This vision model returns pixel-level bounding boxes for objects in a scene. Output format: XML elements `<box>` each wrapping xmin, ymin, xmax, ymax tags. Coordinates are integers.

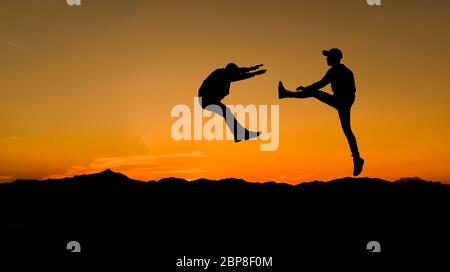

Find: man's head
<box><xmin>225</xmin><ymin>63</ymin><xmax>240</xmax><ymax>74</ymax></box>
<box><xmin>322</xmin><ymin>48</ymin><xmax>343</xmax><ymax>67</ymax></box>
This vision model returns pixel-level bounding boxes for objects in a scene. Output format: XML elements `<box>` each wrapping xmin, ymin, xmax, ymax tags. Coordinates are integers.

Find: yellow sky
<box><xmin>1</xmin><ymin>0</ymin><xmax>450</xmax><ymax>183</ymax></box>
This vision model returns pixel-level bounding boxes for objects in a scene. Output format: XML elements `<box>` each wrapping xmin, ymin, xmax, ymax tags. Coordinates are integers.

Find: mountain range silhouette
<box><xmin>0</xmin><ymin>169</ymin><xmax>449</xmax><ymax>264</ymax></box>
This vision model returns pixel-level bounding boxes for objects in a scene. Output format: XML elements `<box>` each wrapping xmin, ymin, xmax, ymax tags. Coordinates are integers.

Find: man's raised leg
<box><xmin>278</xmin><ymin>81</ymin><xmax>337</xmax><ymax>108</ymax></box>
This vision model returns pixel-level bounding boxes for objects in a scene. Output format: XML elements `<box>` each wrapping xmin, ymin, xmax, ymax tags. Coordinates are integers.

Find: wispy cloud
<box><xmin>149</xmin><ymin>169</ymin><xmax>207</xmax><ymax>174</ymax></box>
<box><xmin>3</xmin><ymin>40</ymin><xmax>27</xmax><ymax>50</ymax></box>
<box><xmin>0</xmin><ymin>176</ymin><xmax>14</xmax><ymax>182</ymax></box>
<box><xmin>0</xmin><ymin>136</ymin><xmax>25</xmax><ymax>144</ymax></box>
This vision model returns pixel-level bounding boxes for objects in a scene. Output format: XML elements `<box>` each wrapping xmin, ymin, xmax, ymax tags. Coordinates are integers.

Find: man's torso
<box><xmin>327</xmin><ymin>64</ymin><xmax>356</xmax><ymax>97</ymax></box>
<box><xmin>198</xmin><ymin>69</ymin><xmax>230</xmax><ymax>101</ymax></box>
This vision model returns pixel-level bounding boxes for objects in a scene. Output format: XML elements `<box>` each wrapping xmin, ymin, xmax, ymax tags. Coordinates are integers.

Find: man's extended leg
<box><xmin>278</xmin><ymin>81</ymin><xmax>337</xmax><ymax>108</ymax></box>
<box><xmin>202</xmin><ymin>101</ymin><xmax>260</xmax><ymax>142</ymax></box>
<box><xmin>338</xmin><ymin>107</ymin><xmax>364</xmax><ymax>176</ymax></box>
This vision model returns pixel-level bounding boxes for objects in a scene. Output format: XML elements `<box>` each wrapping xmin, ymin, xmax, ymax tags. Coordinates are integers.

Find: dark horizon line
<box><xmin>4</xmin><ymin>168</ymin><xmax>447</xmax><ymax>186</ymax></box>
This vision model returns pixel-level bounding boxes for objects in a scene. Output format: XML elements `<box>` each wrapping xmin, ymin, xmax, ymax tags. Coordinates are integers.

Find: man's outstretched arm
<box><xmin>296</xmin><ymin>72</ymin><xmax>331</xmax><ymax>91</ymax></box>
<box><xmin>231</xmin><ymin>69</ymin><xmax>267</xmax><ymax>82</ymax></box>
<box><xmin>238</xmin><ymin>64</ymin><xmax>264</xmax><ymax>73</ymax></box>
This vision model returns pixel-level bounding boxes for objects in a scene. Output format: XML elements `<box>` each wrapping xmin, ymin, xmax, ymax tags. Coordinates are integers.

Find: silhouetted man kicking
<box><xmin>199</xmin><ymin>63</ymin><xmax>267</xmax><ymax>142</ymax></box>
<box><xmin>278</xmin><ymin>48</ymin><xmax>364</xmax><ymax>176</ymax></box>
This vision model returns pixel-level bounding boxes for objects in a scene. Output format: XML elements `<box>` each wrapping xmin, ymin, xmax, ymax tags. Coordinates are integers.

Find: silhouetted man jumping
<box><xmin>199</xmin><ymin>63</ymin><xmax>267</xmax><ymax>142</ymax></box>
<box><xmin>278</xmin><ymin>48</ymin><xmax>364</xmax><ymax>176</ymax></box>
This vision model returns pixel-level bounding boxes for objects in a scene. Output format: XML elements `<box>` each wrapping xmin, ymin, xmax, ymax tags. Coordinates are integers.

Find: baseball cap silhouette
<box><xmin>322</xmin><ymin>48</ymin><xmax>343</xmax><ymax>59</ymax></box>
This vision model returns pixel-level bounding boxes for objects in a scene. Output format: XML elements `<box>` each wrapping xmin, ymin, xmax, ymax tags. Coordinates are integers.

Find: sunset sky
<box><xmin>1</xmin><ymin>0</ymin><xmax>450</xmax><ymax>183</ymax></box>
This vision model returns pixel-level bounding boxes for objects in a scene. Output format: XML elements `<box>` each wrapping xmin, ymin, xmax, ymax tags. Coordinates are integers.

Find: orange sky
<box><xmin>1</xmin><ymin>0</ymin><xmax>450</xmax><ymax>183</ymax></box>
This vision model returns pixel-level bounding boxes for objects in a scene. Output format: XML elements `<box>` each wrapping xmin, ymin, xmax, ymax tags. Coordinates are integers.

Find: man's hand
<box><xmin>253</xmin><ymin>69</ymin><xmax>267</xmax><ymax>76</ymax></box>
<box><xmin>251</xmin><ymin>64</ymin><xmax>264</xmax><ymax>70</ymax></box>
<box><xmin>296</xmin><ymin>86</ymin><xmax>306</xmax><ymax>91</ymax></box>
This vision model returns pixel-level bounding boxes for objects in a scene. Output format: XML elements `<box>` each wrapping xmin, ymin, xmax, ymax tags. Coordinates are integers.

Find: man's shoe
<box><xmin>247</xmin><ymin>130</ymin><xmax>261</xmax><ymax>140</ymax></box>
<box><xmin>278</xmin><ymin>81</ymin><xmax>290</xmax><ymax>99</ymax></box>
<box><xmin>353</xmin><ymin>157</ymin><xmax>365</xmax><ymax>176</ymax></box>
<box><xmin>234</xmin><ymin>130</ymin><xmax>261</xmax><ymax>142</ymax></box>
